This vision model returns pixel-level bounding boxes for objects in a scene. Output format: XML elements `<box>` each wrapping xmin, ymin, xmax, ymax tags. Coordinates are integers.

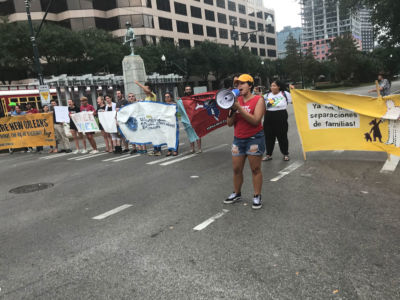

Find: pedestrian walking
<box><xmin>225</xmin><ymin>74</ymin><xmax>265</xmax><ymax>209</ymax></box>
<box><xmin>263</xmin><ymin>81</ymin><xmax>292</xmax><ymax>162</ymax></box>
<box><xmin>79</xmin><ymin>97</ymin><xmax>98</xmax><ymax>154</ymax></box>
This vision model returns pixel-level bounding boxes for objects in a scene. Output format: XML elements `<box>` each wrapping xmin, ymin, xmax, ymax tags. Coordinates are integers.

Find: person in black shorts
<box><xmin>68</xmin><ymin>99</ymin><xmax>87</xmax><ymax>154</ymax></box>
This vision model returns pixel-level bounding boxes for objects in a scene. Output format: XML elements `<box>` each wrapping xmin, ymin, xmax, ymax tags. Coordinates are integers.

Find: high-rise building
<box><xmin>360</xmin><ymin>7</ymin><xmax>374</xmax><ymax>52</ymax></box>
<box><xmin>301</xmin><ymin>0</ymin><xmax>362</xmax><ymax>60</ymax></box>
<box><xmin>277</xmin><ymin>26</ymin><xmax>302</xmax><ymax>58</ymax></box>
<box><xmin>1</xmin><ymin>0</ymin><xmax>277</xmax><ymax>58</ymax></box>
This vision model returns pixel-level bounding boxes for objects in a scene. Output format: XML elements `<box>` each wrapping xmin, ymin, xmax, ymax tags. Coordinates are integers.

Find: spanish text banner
<box><xmin>0</xmin><ymin>113</ymin><xmax>56</xmax><ymax>150</ymax></box>
<box><xmin>291</xmin><ymin>89</ymin><xmax>400</xmax><ymax>157</ymax></box>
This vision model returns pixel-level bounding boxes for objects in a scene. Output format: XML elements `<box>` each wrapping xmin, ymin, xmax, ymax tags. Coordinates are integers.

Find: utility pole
<box><xmin>231</xmin><ymin>18</ymin><xmax>237</xmax><ymax>53</ymax></box>
<box><xmin>25</xmin><ymin>0</ymin><xmax>44</xmax><ymax>85</ymax></box>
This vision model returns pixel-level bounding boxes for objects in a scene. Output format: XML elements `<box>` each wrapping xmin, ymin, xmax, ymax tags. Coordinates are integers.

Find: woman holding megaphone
<box><xmin>225</xmin><ymin>74</ymin><xmax>266</xmax><ymax>209</ymax></box>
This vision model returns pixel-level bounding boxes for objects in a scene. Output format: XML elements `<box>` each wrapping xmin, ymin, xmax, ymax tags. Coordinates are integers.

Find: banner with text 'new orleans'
<box><xmin>291</xmin><ymin>89</ymin><xmax>400</xmax><ymax>157</ymax></box>
<box><xmin>117</xmin><ymin>102</ymin><xmax>178</xmax><ymax>149</ymax></box>
<box><xmin>0</xmin><ymin>113</ymin><xmax>56</xmax><ymax>150</ymax></box>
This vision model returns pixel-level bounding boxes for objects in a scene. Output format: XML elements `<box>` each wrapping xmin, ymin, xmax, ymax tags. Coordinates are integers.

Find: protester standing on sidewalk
<box><xmin>182</xmin><ymin>85</ymin><xmax>202</xmax><ymax>153</ymax></box>
<box><xmin>263</xmin><ymin>81</ymin><xmax>292</xmax><ymax>162</ymax></box>
<box><xmin>68</xmin><ymin>99</ymin><xmax>87</xmax><ymax>154</ymax></box>
<box><xmin>164</xmin><ymin>92</ymin><xmax>179</xmax><ymax>156</ymax></box>
<box><xmin>79</xmin><ymin>97</ymin><xmax>98</xmax><ymax>154</ymax></box>
<box><xmin>96</xmin><ymin>96</ymin><xmax>112</xmax><ymax>153</ymax></box>
<box><xmin>50</xmin><ymin>100</ymin><xmax>71</xmax><ymax>153</ymax></box>
<box><xmin>369</xmin><ymin>73</ymin><xmax>391</xmax><ymax>96</ymax></box>
<box><xmin>115</xmin><ymin>90</ymin><xmax>130</xmax><ymax>153</ymax></box>
<box><xmin>105</xmin><ymin>95</ymin><xmax>120</xmax><ymax>154</ymax></box>
<box><xmin>225</xmin><ymin>74</ymin><xmax>265</xmax><ymax>209</ymax></box>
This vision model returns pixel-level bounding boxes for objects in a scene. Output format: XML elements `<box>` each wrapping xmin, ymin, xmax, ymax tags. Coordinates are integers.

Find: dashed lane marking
<box><xmin>270</xmin><ymin>161</ymin><xmax>304</xmax><ymax>182</ymax></box>
<box><xmin>160</xmin><ymin>144</ymin><xmax>228</xmax><ymax>166</ymax></box>
<box><xmin>380</xmin><ymin>154</ymin><xmax>400</xmax><ymax>173</ymax></box>
<box><xmin>193</xmin><ymin>209</ymin><xmax>229</xmax><ymax>231</ymax></box>
<box><xmin>92</xmin><ymin>204</ymin><xmax>133</xmax><ymax>220</ymax></box>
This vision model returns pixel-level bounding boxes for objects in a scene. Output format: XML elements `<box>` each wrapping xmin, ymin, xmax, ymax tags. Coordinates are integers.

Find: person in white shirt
<box><xmin>263</xmin><ymin>81</ymin><xmax>292</xmax><ymax>161</ymax></box>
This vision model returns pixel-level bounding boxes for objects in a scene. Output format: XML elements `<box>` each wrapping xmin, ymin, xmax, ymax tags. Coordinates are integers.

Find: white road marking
<box><xmin>160</xmin><ymin>144</ymin><xmax>228</xmax><ymax>166</ymax></box>
<box><xmin>73</xmin><ymin>153</ymin><xmax>108</xmax><ymax>161</ymax></box>
<box><xmin>112</xmin><ymin>154</ymin><xmax>141</xmax><ymax>162</ymax></box>
<box><xmin>92</xmin><ymin>204</ymin><xmax>133</xmax><ymax>220</ymax></box>
<box><xmin>270</xmin><ymin>161</ymin><xmax>304</xmax><ymax>182</ymax></box>
<box><xmin>67</xmin><ymin>153</ymin><xmax>97</xmax><ymax>160</ymax></box>
<box><xmin>333</xmin><ymin>150</ymin><xmax>344</xmax><ymax>154</ymax></box>
<box><xmin>193</xmin><ymin>209</ymin><xmax>229</xmax><ymax>231</ymax></box>
<box><xmin>190</xmin><ymin>175</ymin><xmax>199</xmax><ymax>178</ymax></box>
<box><xmin>102</xmin><ymin>154</ymin><xmax>130</xmax><ymax>162</ymax></box>
<box><xmin>40</xmin><ymin>153</ymin><xmax>73</xmax><ymax>160</ymax></box>
<box><xmin>380</xmin><ymin>155</ymin><xmax>400</xmax><ymax>173</ymax></box>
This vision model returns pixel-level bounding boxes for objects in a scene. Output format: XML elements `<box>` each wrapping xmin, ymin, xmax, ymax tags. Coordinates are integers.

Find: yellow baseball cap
<box><xmin>234</xmin><ymin>74</ymin><xmax>254</xmax><ymax>84</ymax></box>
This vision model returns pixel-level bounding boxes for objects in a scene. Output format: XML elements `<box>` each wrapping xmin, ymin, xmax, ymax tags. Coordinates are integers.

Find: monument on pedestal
<box><xmin>122</xmin><ymin>22</ymin><xmax>147</xmax><ymax>100</ymax></box>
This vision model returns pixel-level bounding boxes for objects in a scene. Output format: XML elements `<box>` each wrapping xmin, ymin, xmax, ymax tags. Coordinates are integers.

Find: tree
<box><xmin>283</xmin><ymin>34</ymin><xmax>301</xmax><ymax>82</ymax></box>
<box><xmin>328</xmin><ymin>33</ymin><xmax>359</xmax><ymax>81</ymax></box>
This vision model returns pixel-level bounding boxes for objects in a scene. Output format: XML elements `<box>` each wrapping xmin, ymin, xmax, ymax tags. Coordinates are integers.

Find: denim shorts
<box><xmin>232</xmin><ymin>131</ymin><xmax>265</xmax><ymax>156</ymax></box>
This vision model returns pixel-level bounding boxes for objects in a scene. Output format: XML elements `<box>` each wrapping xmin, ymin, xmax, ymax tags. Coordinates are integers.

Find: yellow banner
<box><xmin>0</xmin><ymin>113</ymin><xmax>56</xmax><ymax>150</ymax></box>
<box><xmin>291</xmin><ymin>89</ymin><xmax>400</xmax><ymax>157</ymax></box>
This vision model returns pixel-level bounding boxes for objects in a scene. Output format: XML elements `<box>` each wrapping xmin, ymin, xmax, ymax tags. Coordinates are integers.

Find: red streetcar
<box><xmin>0</xmin><ymin>86</ymin><xmax>58</xmax><ymax>117</ymax></box>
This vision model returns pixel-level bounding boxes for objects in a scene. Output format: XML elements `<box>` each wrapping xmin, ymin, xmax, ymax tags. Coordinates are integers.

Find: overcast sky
<box><xmin>264</xmin><ymin>0</ymin><xmax>302</xmax><ymax>32</ymax></box>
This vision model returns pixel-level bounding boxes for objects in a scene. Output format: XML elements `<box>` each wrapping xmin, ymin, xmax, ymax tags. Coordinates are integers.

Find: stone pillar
<box><xmin>122</xmin><ymin>55</ymin><xmax>147</xmax><ymax>100</ymax></box>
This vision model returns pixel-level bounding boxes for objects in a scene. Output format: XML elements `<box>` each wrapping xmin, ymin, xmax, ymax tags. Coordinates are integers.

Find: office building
<box><xmin>277</xmin><ymin>26</ymin><xmax>302</xmax><ymax>58</ymax></box>
<box><xmin>1</xmin><ymin>0</ymin><xmax>277</xmax><ymax>58</ymax></box>
<box><xmin>301</xmin><ymin>0</ymin><xmax>362</xmax><ymax>60</ymax></box>
<box><xmin>360</xmin><ymin>7</ymin><xmax>374</xmax><ymax>52</ymax></box>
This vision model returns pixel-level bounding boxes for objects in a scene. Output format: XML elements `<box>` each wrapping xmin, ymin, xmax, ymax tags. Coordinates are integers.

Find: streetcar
<box><xmin>0</xmin><ymin>86</ymin><xmax>58</xmax><ymax>117</ymax></box>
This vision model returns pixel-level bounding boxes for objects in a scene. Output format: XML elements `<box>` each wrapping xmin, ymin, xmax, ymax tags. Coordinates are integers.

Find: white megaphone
<box><xmin>215</xmin><ymin>89</ymin><xmax>240</xmax><ymax>109</ymax></box>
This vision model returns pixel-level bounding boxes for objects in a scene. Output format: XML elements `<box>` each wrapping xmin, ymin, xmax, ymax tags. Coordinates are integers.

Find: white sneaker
<box><xmin>80</xmin><ymin>149</ymin><xmax>88</xmax><ymax>154</ymax></box>
<box><xmin>89</xmin><ymin>149</ymin><xmax>99</xmax><ymax>154</ymax></box>
<box><xmin>72</xmin><ymin>150</ymin><xmax>79</xmax><ymax>154</ymax></box>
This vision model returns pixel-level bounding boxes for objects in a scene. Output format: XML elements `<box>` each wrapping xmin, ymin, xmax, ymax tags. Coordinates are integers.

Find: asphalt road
<box><xmin>0</xmin><ymin>84</ymin><xmax>399</xmax><ymax>299</ymax></box>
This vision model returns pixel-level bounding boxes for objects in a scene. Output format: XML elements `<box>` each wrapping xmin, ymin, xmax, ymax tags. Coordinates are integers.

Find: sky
<box><xmin>264</xmin><ymin>0</ymin><xmax>302</xmax><ymax>32</ymax></box>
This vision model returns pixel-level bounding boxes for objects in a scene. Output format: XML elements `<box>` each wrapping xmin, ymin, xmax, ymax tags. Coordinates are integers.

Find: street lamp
<box><xmin>160</xmin><ymin>54</ymin><xmax>187</xmax><ymax>81</ymax></box>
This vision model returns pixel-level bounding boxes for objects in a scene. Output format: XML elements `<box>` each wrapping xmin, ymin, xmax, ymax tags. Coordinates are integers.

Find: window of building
<box><xmin>251</xmin><ymin>48</ymin><xmax>258</xmax><ymax>55</ymax></box>
<box><xmin>267</xmin><ymin>49</ymin><xmax>277</xmax><ymax>57</ymax></box>
<box><xmin>160</xmin><ymin>37</ymin><xmax>174</xmax><ymax>44</ymax></box>
<box><xmin>177</xmin><ymin>20</ymin><xmax>189</xmax><ymax>33</ymax></box>
<box><xmin>41</xmin><ymin>0</ymin><xmax>67</xmax><ymax>13</ymax></box>
<box><xmin>267</xmin><ymin>37</ymin><xmax>275</xmax><ymax>45</ymax></box>
<box><xmin>229</xmin><ymin>16</ymin><xmax>237</xmax><ymax>25</ymax></box>
<box><xmin>239</xmin><ymin>18</ymin><xmax>247</xmax><ymax>28</ymax></box>
<box><xmin>257</xmin><ymin>23</ymin><xmax>264</xmax><ymax>31</ymax></box>
<box><xmin>174</xmin><ymin>2</ymin><xmax>187</xmax><ymax>15</ymax></box>
<box><xmin>238</xmin><ymin>4</ymin><xmax>246</xmax><ymax>14</ymax></box>
<box><xmin>240</xmin><ymin>33</ymin><xmax>248</xmax><ymax>42</ymax></box>
<box><xmin>260</xmin><ymin>48</ymin><xmax>266</xmax><ymax>56</ymax></box>
<box><xmin>249</xmin><ymin>21</ymin><xmax>256</xmax><ymax>30</ymax></box>
<box><xmin>250</xmin><ymin>34</ymin><xmax>256</xmax><ymax>43</ymax></box>
<box><xmin>227</xmin><ymin>1</ymin><xmax>236</xmax><ymax>11</ymax></box>
<box><xmin>146</xmin><ymin>0</ymin><xmax>152</xmax><ymax>8</ymax></box>
<box><xmin>194</xmin><ymin>41</ymin><xmax>202</xmax><ymax>46</ymax></box>
<box><xmin>92</xmin><ymin>0</ymin><xmax>117</xmax><ymax>10</ymax></box>
<box><xmin>217</xmin><ymin>13</ymin><xmax>227</xmax><ymax>24</ymax></box>
<box><xmin>230</xmin><ymin>30</ymin><xmax>238</xmax><ymax>40</ymax></box>
<box><xmin>179</xmin><ymin>39</ymin><xmax>191</xmax><ymax>48</ymax></box>
<box><xmin>219</xmin><ymin>28</ymin><xmax>228</xmax><ymax>39</ymax></box>
<box><xmin>192</xmin><ymin>24</ymin><xmax>204</xmax><ymax>35</ymax></box>
<box><xmin>0</xmin><ymin>0</ymin><xmax>15</xmax><ymax>15</ymax></box>
<box><xmin>267</xmin><ymin>26</ymin><xmax>275</xmax><ymax>34</ymax></box>
<box><xmin>259</xmin><ymin>36</ymin><xmax>265</xmax><ymax>44</ymax></box>
<box><xmin>256</xmin><ymin>11</ymin><xmax>263</xmax><ymax>19</ymax></box>
<box><xmin>206</xmin><ymin>26</ymin><xmax>217</xmax><ymax>37</ymax></box>
<box><xmin>191</xmin><ymin>6</ymin><xmax>202</xmax><ymax>18</ymax></box>
<box><xmin>159</xmin><ymin>17</ymin><xmax>173</xmax><ymax>31</ymax></box>
<box><xmin>205</xmin><ymin>10</ymin><xmax>215</xmax><ymax>21</ymax></box>
<box><xmin>216</xmin><ymin>0</ymin><xmax>225</xmax><ymax>8</ymax></box>
<box><xmin>204</xmin><ymin>0</ymin><xmax>213</xmax><ymax>5</ymax></box>
<box><xmin>156</xmin><ymin>0</ymin><xmax>170</xmax><ymax>11</ymax></box>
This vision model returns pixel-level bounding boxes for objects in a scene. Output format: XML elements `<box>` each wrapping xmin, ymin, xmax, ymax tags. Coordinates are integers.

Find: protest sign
<box><xmin>0</xmin><ymin>113</ymin><xmax>55</xmax><ymax>150</ymax></box>
<box><xmin>39</xmin><ymin>85</ymin><xmax>51</xmax><ymax>106</ymax></box>
<box><xmin>54</xmin><ymin>106</ymin><xmax>70</xmax><ymax>123</ymax></box>
<box><xmin>291</xmin><ymin>89</ymin><xmax>400</xmax><ymax>158</ymax></box>
<box><xmin>181</xmin><ymin>91</ymin><xmax>229</xmax><ymax>138</ymax></box>
<box><xmin>117</xmin><ymin>102</ymin><xmax>178</xmax><ymax>149</ymax></box>
<box><xmin>70</xmin><ymin>111</ymin><xmax>100</xmax><ymax>133</ymax></box>
<box><xmin>98</xmin><ymin>111</ymin><xmax>117</xmax><ymax>133</ymax></box>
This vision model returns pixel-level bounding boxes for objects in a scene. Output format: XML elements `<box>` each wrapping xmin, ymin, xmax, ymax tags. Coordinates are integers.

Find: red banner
<box><xmin>181</xmin><ymin>91</ymin><xmax>229</xmax><ymax>138</ymax></box>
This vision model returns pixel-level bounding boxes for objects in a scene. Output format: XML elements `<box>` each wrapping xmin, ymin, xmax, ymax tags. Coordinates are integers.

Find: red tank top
<box><xmin>234</xmin><ymin>95</ymin><xmax>263</xmax><ymax>138</ymax></box>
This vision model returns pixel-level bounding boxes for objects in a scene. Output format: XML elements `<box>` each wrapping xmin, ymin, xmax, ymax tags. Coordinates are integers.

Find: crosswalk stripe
<box><xmin>112</xmin><ymin>154</ymin><xmax>141</xmax><ymax>162</ymax></box>
<box><xmin>146</xmin><ymin>151</ymin><xmax>190</xmax><ymax>165</ymax></box>
<box><xmin>380</xmin><ymin>154</ymin><xmax>400</xmax><ymax>173</ymax></box>
<box><xmin>73</xmin><ymin>153</ymin><xmax>109</xmax><ymax>161</ymax></box>
<box><xmin>68</xmin><ymin>153</ymin><xmax>96</xmax><ymax>160</ymax></box>
<box><xmin>160</xmin><ymin>144</ymin><xmax>228</xmax><ymax>166</ymax></box>
<box><xmin>40</xmin><ymin>153</ymin><xmax>73</xmax><ymax>160</ymax></box>
<box><xmin>102</xmin><ymin>154</ymin><xmax>130</xmax><ymax>162</ymax></box>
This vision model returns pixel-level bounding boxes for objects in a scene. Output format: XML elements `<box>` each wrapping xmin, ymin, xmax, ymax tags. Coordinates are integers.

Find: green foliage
<box><xmin>283</xmin><ymin>34</ymin><xmax>301</xmax><ymax>81</ymax></box>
